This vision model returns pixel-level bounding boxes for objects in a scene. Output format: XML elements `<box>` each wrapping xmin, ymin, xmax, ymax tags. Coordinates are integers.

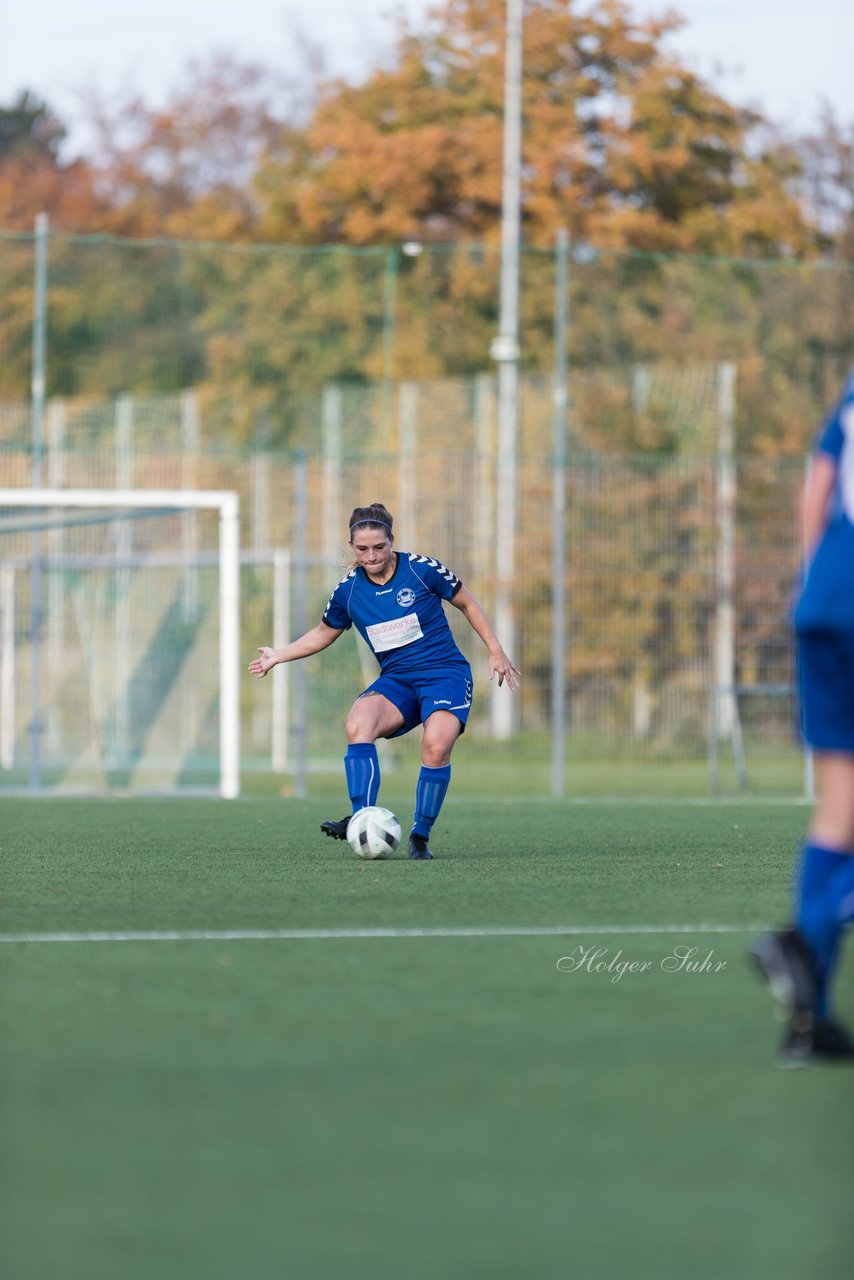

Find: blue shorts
<box><xmin>797</xmin><ymin>630</ymin><xmax>854</xmax><ymax>752</ymax></box>
<box><xmin>361</xmin><ymin>664</ymin><xmax>473</xmax><ymax>738</ymax></box>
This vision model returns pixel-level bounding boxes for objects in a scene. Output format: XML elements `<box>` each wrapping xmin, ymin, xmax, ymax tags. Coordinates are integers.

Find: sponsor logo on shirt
<box><xmin>365</xmin><ymin>612</ymin><xmax>424</xmax><ymax>653</ymax></box>
<box><xmin>397</xmin><ymin>587</ymin><xmax>416</xmax><ymax>608</ymax></box>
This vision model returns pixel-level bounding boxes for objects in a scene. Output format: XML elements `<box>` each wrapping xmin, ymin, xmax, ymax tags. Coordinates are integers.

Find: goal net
<box><xmin>0</xmin><ymin>488</ymin><xmax>239</xmax><ymax>797</ymax></box>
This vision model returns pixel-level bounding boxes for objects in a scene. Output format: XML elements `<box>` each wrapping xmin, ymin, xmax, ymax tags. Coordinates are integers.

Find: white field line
<box><xmin>0</xmin><ymin>923</ymin><xmax>765</xmax><ymax>944</ymax></box>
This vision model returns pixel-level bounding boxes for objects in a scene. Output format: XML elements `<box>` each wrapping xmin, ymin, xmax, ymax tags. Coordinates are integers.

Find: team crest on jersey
<box><xmin>397</xmin><ymin>587</ymin><xmax>416</xmax><ymax>608</ymax></box>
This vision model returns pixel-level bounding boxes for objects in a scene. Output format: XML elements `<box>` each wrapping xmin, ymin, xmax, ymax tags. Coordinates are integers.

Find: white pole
<box><xmin>46</xmin><ymin>398</ymin><xmax>66</xmax><ymax>753</ymax></box>
<box><xmin>251</xmin><ymin>442</ymin><xmax>270</xmax><ymax>556</ymax></box>
<box><xmin>490</xmin><ymin>0</ymin><xmax>523</xmax><ymax>740</ymax></box>
<box><xmin>714</xmin><ymin>361</ymin><xmax>736</xmax><ymax>740</ymax></box>
<box><xmin>474</xmin><ymin>374</ymin><xmax>495</xmax><ymax>586</ymax></box>
<box><xmin>292</xmin><ymin>456</ymin><xmax>309</xmax><ymax>799</ymax></box>
<box><xmin>272</xmin><ymin>548</ymin><xmax>290</xmax><ymax>774</ymax></box>
<box><xmin>322</xmin><ymin>385</ymin><xmax>342</xmax><ymax>563</ymax></box>
<box><xmin>219</xmin><ymin>492</ymin><xmax>241</xmax><ymax>798</ymax></box>
<box><xmin>31</xmin><ymin>215</ymin><xmax>49</xmax><ymax>483</ymax></box>
<box><xmin>29</xmin><ymin>212</ymin><xmax>49</xmax><ymax>790</ymax></box>
<box><xmin>551</xmin><ymin>228</ymin><xmax>569</xmax><ymax>798</ymax></box>
<box><xmin>115</xmin><ymin>394</ymin><xmax>133</xmax><ymax>757</ymax></box>
<box><xmin>714</xmin><ymin>361</ymin><xmax>748</xmax><ymax>788</ymax></box>
<box><xmin>804</xmin><ymin>747</ymin><xmax>815</xmax><ymax>802</ymax></box>
<box><xmin>398</xmin><ymin>382</ymin><xmax>418</xmax><ymax>546</ymax></box>
<box><xmin>0</xmin><ymin>564</ymin><xmax>15</xmax><ymax>770</ymax></box>
<box><xmin>181</xmin><ymin>388</ymin><xmax>200</xmax><ymax>621</ymax></box>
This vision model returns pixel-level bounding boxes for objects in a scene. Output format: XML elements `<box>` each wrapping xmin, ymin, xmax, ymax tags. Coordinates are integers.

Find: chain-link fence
<box><xmin>0</xmin><ymin>377</ymin><xmax>808</xmax><ymax>798</ymax></box>
<box><xmin>2</xmin><ymin>229</ymin><xmax>850</xmax><ymax>795</ymax></box>
<box><xmin>1</xmin><ymin>228</ymin><xmax>852</xmax><ymax>446</ymax></box>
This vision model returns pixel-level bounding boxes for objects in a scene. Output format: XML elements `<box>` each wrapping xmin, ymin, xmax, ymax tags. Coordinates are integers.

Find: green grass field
<box><xmin>2</xmin><ymin>795</ymin><xmax>852</xmax><ymax>1280</ymax></box>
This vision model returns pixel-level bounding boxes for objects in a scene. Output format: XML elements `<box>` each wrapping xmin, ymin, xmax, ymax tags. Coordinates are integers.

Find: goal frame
<box><xmin>0</xmin><ymin>487</ymin><xmax>240</xmax><ymax>799</ymax></box>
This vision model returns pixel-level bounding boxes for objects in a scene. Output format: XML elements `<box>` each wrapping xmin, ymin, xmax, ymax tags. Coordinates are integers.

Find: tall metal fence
<box><xmin>0</xmin><ymin>377</ymin><xmax>807</xmax><ymax>798</ymax></box>
<box><xmin>1</xmin><ymin>229</ymin><xmax>852</xmax><ymax>796</ymax></box>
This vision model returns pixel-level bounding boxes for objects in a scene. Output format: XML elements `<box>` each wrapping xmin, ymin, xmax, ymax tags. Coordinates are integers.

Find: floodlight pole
<box><xmin>490</xmin><ymin>0</ymin><xmax>523</xmax><ymax>740</ymax></box>
<box><xmin>29</xmin><ymin>212</ymin><xmax>49</xmax><ymax>790</ymax></box>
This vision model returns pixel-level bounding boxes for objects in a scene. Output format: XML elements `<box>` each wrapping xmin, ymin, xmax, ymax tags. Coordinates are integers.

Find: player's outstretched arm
<box><xmin>450</xmin><ymin>585</ymin><xmax>521</xmax><ymax>691</ymax></box>
<box><xmin>248</xmin><ymin>622</ymin><xmax>343</xmax><ymax>677</ymax></box>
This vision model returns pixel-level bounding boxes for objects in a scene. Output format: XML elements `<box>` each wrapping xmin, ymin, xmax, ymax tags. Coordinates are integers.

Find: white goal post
<box><xmin>0</xmin><ymin>488</ymin><xmax>240</xmax><ymax>798</ymax></box>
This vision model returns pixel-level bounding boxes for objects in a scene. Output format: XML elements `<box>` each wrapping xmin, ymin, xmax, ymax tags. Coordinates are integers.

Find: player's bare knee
<box><xmin>421</xmin><ymin>733</ymin><xmax>455</xmax><ymax>768</ymax></box>
<box><xmin>346</xmin><ymin>716</ymin><xmax>371</xmax><ymax>743</ymax></box>
<box><xmin>346</xmin><ymin>708</ymin><xmax>374</xmax><ymax>741</ymax></box>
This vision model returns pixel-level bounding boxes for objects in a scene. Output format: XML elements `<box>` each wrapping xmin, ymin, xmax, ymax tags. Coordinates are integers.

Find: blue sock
<box><xmin>412</xmin><ymin>764</ymin><xmax>451</xmax><ymax>838</ymax></box>
<box><xmin>344</xmin><ymin>743</ymin><xmax>380</xmax><ymax>812</ymax></box>
<box><xmin>794</xmin><ymin>842</ymin><xmax>853</xmax><ymax>1020</ymax></box>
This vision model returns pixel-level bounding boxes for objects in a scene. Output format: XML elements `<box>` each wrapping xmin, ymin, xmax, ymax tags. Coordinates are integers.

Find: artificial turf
<box><xmin>2</xmin><ymin>796</ymin><xmax>852</xmax><ymax>1280</ymax></box>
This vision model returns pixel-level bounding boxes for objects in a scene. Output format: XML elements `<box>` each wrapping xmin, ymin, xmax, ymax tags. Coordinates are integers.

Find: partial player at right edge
<box><xmin>749</xmin><ymin>367</ymin><xmax>854</xmax><ymax>1066</ymax></box>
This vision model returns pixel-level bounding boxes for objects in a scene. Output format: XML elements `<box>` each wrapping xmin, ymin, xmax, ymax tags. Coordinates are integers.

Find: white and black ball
<box><xmin>346</xmin><ymin>807</ymin><xmax>402</xmax><ymax>859</ymax></box>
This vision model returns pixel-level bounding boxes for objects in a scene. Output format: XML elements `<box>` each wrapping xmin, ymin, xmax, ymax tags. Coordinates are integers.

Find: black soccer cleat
<box><xmin>408</xmin><ymin>833</ymin><xmax>433</xmax><ymax>860</ymax></box>
<box><xmin>748</xmin><ymin>926</ymin><xmax>818</xmax><ymax>1031</ymax></box>
<box><xmin>778</xmin><ymin>1019</ymin><xmax>854</xmax><ymax>1068</ymax></box>
<box><xmin>320</xmin><ymin>816</ymin><xmax>351</xmax><ymax>841</ymax></box>
<box><xmin>812</xmin><ymin>1019</ymin><xmax>854</xmax><ymax>1060</ymax></box>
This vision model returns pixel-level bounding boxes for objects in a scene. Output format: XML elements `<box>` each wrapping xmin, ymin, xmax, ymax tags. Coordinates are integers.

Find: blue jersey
<box><xmin>794</xmin><ymin>368</ymin><xmax>854</xmax><ymax>633</ymax></box>
<box><xmin>322</xmin><ymin>552</ymin><xmax>467</xmax><ymax>675</ymax></box>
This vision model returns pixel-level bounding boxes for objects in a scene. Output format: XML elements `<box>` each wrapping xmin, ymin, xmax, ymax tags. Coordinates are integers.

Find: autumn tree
<box><xmin>789</xmin><ymin>107</ymin><xmax>854</xmax><ymax>261</ymax></box>
<box><xmin>254</xmin><ymin>0</ymin><xmax>815</xmax><ymax>256</ymax></box>
<box><xmin>85</xmin><ymin>55</ymin><xmax>302</xmax><ymax>239</ymax></box>
<box><xmin>0</xmin><ymin>90</ymin><xmax>106</xmax><ymax>230</ymax></box>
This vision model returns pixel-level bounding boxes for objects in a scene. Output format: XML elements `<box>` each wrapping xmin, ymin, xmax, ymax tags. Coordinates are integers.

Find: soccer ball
<box><xmin>347</xmin><ymin>806</ymin><xmax>402</xmax><ymax>859</ymax></box>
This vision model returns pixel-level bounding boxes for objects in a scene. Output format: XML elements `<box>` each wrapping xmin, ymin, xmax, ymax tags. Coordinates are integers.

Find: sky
<box><xmin>1</xmin><ymin>0</ymin><xmax>851</xmax><ymax>156</ymax></box>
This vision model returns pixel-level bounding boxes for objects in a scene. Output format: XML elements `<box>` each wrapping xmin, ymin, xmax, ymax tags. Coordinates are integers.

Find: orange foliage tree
<box><xmin>254</xmin><ymin>0</ymin><xmax>815</xmax><ymax>256</ymax></box>
<box><xmin>0</xmin><ymin>90</ymin><xmax>107</xmax><ymax>231</ymax></box>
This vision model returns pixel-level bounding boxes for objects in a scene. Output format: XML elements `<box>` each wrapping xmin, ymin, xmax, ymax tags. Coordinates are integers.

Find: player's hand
<box><xmin>489</xmin><ymin>649</ymin><xmax>521</xmax><ymax>691</ymax></box>
<box><xmin>248</xmin><ymin>646</ymin><xmax>277</xmax><ymax>678</ymax></box>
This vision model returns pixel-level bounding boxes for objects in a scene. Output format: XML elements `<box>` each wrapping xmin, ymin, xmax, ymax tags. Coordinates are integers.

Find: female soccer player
<box><xmin>249</xmin><ymin>502</ymin><xmax>520</xmax><ymax>858</ymax></box>
<box><xmin>750</xmin><ymin>369</ymin><xmax>854</xmax><ymax>1065</ymax></box>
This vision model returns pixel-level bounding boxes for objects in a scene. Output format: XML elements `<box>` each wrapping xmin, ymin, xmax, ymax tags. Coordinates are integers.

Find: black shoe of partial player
<box><xmin>778</xmin><ymin>1019</ymin><xmax>854</xmax><ymax>1068</ymax></box>
<box><xmin>408</xmin><ymin>833</ymin><xmax>433</xmax><ymax>860</ymax></box>
<box><xmin>321</xmin><ymin>816</ymin><xmax>351</xmax><ymax>841</ymax></box>
<box><xmin>748</xmin><ymin>927</ymin><xmax>818</xmax><ymax>1029</ymax></box>
<box><xmin>813</xmin><ymin>1019</ymin><xmax>854</xmax><ymax>1060</ymax></box>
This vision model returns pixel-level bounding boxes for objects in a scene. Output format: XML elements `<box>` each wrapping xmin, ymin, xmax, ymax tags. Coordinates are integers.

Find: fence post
<box><xmin>398</xmin><ymin>381</ymin><xmax>418</xmax><ymax>546</ymax></box>
<box><xmin>114</xmin><ymin>393</ymin><xmax>134</xmax><ymax>758</ymax></box>
<box><xmin>1</xmin><ymin>564</ymin><xmax>15</xmax><ymax>770</ymax></box>
<box><xmin>46</xmin><ymin>398</ymin><xmax>66</xmax><ymax>753</ymax></box>
<box><xmin>28</xmin><ymin>212</ymin><xmax>49</xmax><ymax>790</ymax></box>
<box><xmin>292</xmin><ymin>453</ymin><xmax>309</xmax><ymax>798</ymax></box>
<box><xmin>272</xmin><ymin>549</ymin><xmax>291</xmax><ymax>774</ymax></box>
<box><xmin>322</xmin><ymin>384</ymin><xmax>342</xmax><ymax>563</ymax></box>
<box><xmin>712</xmin><ymin>360</ymin><xmax>748</xmax><ymax>789</ymax></box>
<box><xmin>551</xmin><ymin>228</ymin><xmax>569</xmax><ymax>799</ymax></box>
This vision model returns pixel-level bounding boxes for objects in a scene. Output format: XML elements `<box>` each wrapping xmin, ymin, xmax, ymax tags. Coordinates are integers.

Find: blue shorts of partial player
<box><xmin>361</xmin><ymin>663</ymin><xmax>473</xmax><ymax>738</ymax></box>
<box><xmin>797</xmin><ymin>630</ymin><xmax>854</xmax><ymax>753</ymax></box>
